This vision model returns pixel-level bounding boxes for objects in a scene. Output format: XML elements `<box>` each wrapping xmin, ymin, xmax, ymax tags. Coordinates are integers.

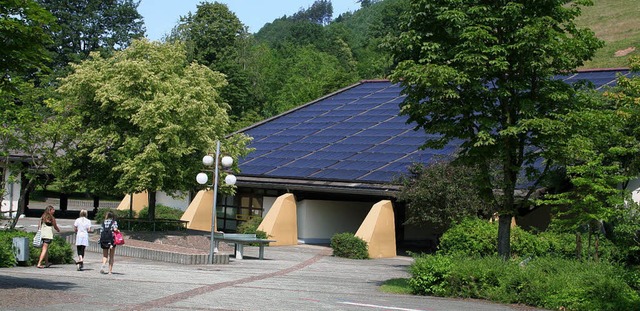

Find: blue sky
<box><xmin>138</xmin><ymin>0</ymin><xmax>362</xmax><ymax>41</ymax></box>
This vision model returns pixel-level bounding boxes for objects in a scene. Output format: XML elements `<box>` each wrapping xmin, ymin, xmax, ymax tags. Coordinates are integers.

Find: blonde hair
<box><xmin>41</xmin><ymin>205</ymin><xmax>55</xmax><ymax>222</ymax></box>
<box><xmin>79</xmin><ymin>209</ymin><xmax>88</xmax><ymax>218</ymax></box>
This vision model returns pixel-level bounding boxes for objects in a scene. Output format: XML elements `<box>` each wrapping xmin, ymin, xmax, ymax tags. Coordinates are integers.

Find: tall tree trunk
<box><xmin>576</xmin><ymin>232</ymin><xmax>582</xmax><ymax>260</ymax></box>
<box><xmin>60</xmin><ymin>193</ymin><xmax>68</xmax><ymax>213</ymax></box>
<box><xmin>9</xmin><ymin>177</ymin><xmax>35</xmax><ymax>229</ymax></box>
<box><xmin>497</xmin><ymin>214</ymin><xmax>512</xmax><ymax>260</ymax></box>
<box><xmin>594</xmin><ymin>234</ymin><xmax>600</xmax><ymax>262</ymax></box>
<box><xmin>147</xmin><ymin>190</ymin><xmax>156</xmax><ymax>220</ymax></box>
<box><xmin>92</xmin><ymin>195</ymin><xmax>99</xmax><ymax>216</ymax></box>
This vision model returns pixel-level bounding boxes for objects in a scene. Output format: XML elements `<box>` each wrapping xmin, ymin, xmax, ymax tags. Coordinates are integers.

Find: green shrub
<box><xmin>0</xmin><ymin>230</ymin><xmax>33</xmax><ymax>267</ymax></box>
<box><xmin>409</xmin><ymin>254</ymin><xmax>453</xmax><ymax>296</ymax></box>
<box><xmin>437</xmin><ymin>218</ymin><xmax>497</xmax><ymax>257</ymax></box>
<box><xmin>237</xmin><ymin>216</ymin><xmax>267</xmax><ymax>239</ymax></box>
<box><xmin>138</xmin><ymin>204</ymin><xmax>183</xmax><ymax>220</ymax></box>
<box><xmin>94</xmin><ymin>208</ymin><xmax>131</xmax><ymax>224</ymax></box>
<box><xmin>409</xmin><ymin>255</ymin><xmax>640</xmax><ymax>311</ymax></box>
<box><xmin>29</xmin><ymin>235</ymin><xmax>74</xmax><ymax>265</ymax></box>
<box><xmin>0</xmin><ymin>230</ymin><xmax>73</xmax><ymax>267</ymax></box>
<box><xmin>438</xmin><ymin>218</ymin><xmax>620</xmax><ymax>261</ymax></box>
<box><xmin>330</xmin><ymin>232</ymin><xmax>369</xmax><ymax>259</ymax></box>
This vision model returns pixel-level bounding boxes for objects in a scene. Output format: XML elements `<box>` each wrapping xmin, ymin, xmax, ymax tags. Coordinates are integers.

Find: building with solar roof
<box><xmin>209</xmin><ymin>68</ymin><xmax>637</xmax><ymax>248</ymax></box>
<box><xmin>3</xmin><ymin>68</ymin><xmax>637</xmax><ymax>253</ymax></box>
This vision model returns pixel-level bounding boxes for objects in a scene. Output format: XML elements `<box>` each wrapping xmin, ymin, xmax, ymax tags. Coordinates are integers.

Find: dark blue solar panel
<box><xmin>331</xmin><ymin>160</ymin><xmax>386</xmax><ymax>171</ymax></box>
<box><xmin>240</xmin><ymin>165</ymin><xmax>277</xmax><ymax>176</ymax></box>
<box><xmin>297</xmin><ymin>136</ymin><xmax>341</xmax><ymax>144</ymax></box>
<box><xmin>307</xmin><ymin>115</ymin><xmax>349</xmax><ymax>123</ymax></box>
<box><xmin>286</xmin><ymin>158</ymin><xmax>337</xmax><ymax>169</ymax></box>
<box><xmin>356</xmin><ymin>171</ymin><xmax>398</xmax><ymax>182</ymax></box>
<box><xmin>260</xmin><ymin>150</ymin><xmax>307</xmax><ymax>159</ymax></box>
<box><xmin>248</xmin><ymin>141</ymin><xmax>287</xmax><ymax>150</ymax></box>
<box><xmin>368</xmin><ymin>144</ymin><xmax>419</xmax><ymax>153</ymax></box>
<box><xmin>280</xmin><ymin>143</ymin><xmax>327</xmax><ymax>152</ymax></box>
<box><xmin>355</xmin><ymin>128</ymin><xmax>405</xmax><ymax>137</ymax></box>
<box><xmin>239</xmin><ymin>70</ymin><xmax>633</xmax><ymax>184</ymax></box>
<box><xmin>323</xmin><ymin>143</ymin><xmax>371</xmax><ymax>153</ymax></box>
<box><xmin>290</xmin><ymin>122</ymin><xmax>323</xmax><ymax>130</ymax></box>
<box><xmin>269</xmin><ymin>167</ymin><xmax>321</xmax><ymax>178</ymax></box>
<box><xmin>264</xmin><ymin>135</ymin><xmax>299</xmax><ymax>143</ymax></box>
<box><xmin>280</xmin><ymin>128</ymin><xmax>317</xmax><ymax>136</ymax></box>
<box><xmin>315</xmin><ymin>129</ymin><xmax>360</xmax><ymax>137</ymax></box>
<box><xmin>328</xmin><ymin>122</ymin><xmax>371</xmax><ymax>130</ymax></box>
<box><xmin>243</xmin><ymin>157</ymin><xmax>291</xmax><ymax>167</ymax></box>
<box><xmin>304</xmin><ymin>151</ymin><xmax>356</xmax><ymax>160</ymax></box>
<box><xmin>340</xmin><ymin>135</ymin><xmax>387</xmax><ymax>145</ymax></box>
<box><xmin>311</xmin><ymin>169</ymin><xmax>369</xmax><ymax>180</ymax></box>
<box><xmin>348</xmin><ymin>152</ymin><xmax>402</xmax><ymax>162</ymax></box>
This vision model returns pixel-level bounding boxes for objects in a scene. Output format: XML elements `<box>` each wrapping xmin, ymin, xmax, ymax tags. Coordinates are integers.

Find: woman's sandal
<box><xmin>37</xmin><ymin>265</ymin><xmax>44</xmax><ymax>269</ymax></box>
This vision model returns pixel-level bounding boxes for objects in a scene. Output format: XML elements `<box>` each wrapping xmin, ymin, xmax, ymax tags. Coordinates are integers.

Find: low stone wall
<box><xmin>45</xmin><ymin>198</ymin><xmax>119</xmax><ymax>209</ymax></box>
<box><xmin>64</xmin><ymin>233</ymin><xmax>229</xmax><ymax>265</ymax></box>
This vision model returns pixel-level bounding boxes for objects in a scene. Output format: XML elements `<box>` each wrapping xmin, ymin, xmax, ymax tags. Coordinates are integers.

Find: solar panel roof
<box><xmin>237</xmin><ymin>69</ymin><xmax>633</xmax><ymax>186</ymax></box>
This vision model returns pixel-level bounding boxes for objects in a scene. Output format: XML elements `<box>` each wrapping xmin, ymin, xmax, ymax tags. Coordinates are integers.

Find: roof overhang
<box><xmin>236</xmin><ymin>176</ymin><xmax>401</xmax><ymax>197</ymax></box>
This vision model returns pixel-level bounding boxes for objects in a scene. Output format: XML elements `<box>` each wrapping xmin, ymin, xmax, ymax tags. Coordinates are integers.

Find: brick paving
<box><xmin>2</xmin><ymin>217</ymin><xmax>547</xmax><ymax>311</ymax></box>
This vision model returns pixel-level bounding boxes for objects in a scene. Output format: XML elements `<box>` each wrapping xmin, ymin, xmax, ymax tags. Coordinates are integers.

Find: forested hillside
<box><xmin>198</xmin><ymin>0</ymin><xmax>639</xmax><ymax>126</ymax></box>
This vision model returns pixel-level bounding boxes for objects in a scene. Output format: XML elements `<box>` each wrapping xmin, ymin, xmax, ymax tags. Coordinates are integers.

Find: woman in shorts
<box><xmin>37</xmin><ymin>205</ymin><xmax>61</xmax><ymax>268</ymax></box>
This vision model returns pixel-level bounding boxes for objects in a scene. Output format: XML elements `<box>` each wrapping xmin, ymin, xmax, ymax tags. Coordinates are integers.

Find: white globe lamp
<box><xmin>196</xmin><ymin>172</ymin><xmax>208</xmax><ymax>185</ymax></box>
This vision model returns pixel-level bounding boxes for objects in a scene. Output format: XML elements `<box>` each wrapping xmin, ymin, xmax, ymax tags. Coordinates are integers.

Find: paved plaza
<box><xmin>0</xmin><ymin>217</ymin><xmax>544</xmax><ymax>311</ymax></box>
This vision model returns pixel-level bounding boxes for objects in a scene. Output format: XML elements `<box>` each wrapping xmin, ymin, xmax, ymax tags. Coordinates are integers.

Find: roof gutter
<box><xmin>236</xmin><ymin>176</ymin><xmax>401</xmax><ymax>197</ymax></box>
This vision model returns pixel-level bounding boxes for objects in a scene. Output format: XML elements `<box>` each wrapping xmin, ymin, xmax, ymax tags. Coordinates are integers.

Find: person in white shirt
<box><xmin>73</xmin><ymin>209</ymin><xmax>92</xmax><ymax>271</ymax></box>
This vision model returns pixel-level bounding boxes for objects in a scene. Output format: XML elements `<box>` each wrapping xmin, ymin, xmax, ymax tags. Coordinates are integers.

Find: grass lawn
<box><xmin>576</xmin><ymin>0</ymin><xmax>640</xmax><ymax>69</ymax></box>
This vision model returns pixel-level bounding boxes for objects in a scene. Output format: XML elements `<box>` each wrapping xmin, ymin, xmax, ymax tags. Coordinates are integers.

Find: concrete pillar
<box><xmin>355</xmin><ymin>200</ymin><xmax>396</xmax><ymax>258</ymax></box>
<box><xmin>180</xmin><ymin>190</ymin><xmax>215</xmax><ymax>232</ymax></box>
<box><xmin>257</xmin><ymin>193</ymin><xmax>297</xmax><ymax>246</ymax></box>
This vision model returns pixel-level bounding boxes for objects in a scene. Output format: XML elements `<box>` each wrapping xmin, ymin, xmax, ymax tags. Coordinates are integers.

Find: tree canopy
<box><xmin>36</xmin><ymin>0</ymin><xmax>145</xmax><ymax>72</ymax></box>
<box><xmin>389</xmin><ymin>0</ymin><xmax>603</xmax><ymax>258</ymax></box>
<box><xmin>0</xmin><ymin>0</ymin><xmax>55</xmax><ymax>85</ymax></box>
<box><xmin>48</xmin><ymin>39</ymin><xmax>249</xmax><ymax>201</ymax></box>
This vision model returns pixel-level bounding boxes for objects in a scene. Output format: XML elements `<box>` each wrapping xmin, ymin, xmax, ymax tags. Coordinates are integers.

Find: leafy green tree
<box><xmin>170</xmin><ymin>2</ymin><xmax>259</xmax><ymax>129</ymax></box>
<box><xmin>48</xmin><ymin>39</ymin><xmax>251</xmax><ymax>219</ymax></box>
<box><xmin>0</xmin><ymin>0</ymin><xmax>55</xmax><ymax>84</ymax></box>
<box><xmin>291</xmin><ymin>0</ymin><xmax>333</xmax><ymax>26</ymax></box>
<box><xmin>1</xmin><ymin>0</ymin><xmax>57</xmax><ymax>228</ymax></box>
<box><xmin>397</xmin><ymin>161</ymin><xmax>492</xmax><ymax>232</ymax></box>
<box><xmin>529</xmin><ymin>85</ymin><xmax>636</xmax><ymax>259</ymax></box>
<box><xmin>389</xmin><ymin>0</ymin><xmax>603</xmax><ymax>258</ymax></box>
<box><xmin>263</xmin><ymin>45</ymin><xmax>357</xmax><ymax>116</ymax></box>
<box><xmin>330</xmin><ymin>0</ymin><xmax>408</xmax><ymax>79</ymax></box>
<box><xmin>35</xmin><ymin>0</ymin><xmax>145</xmax><ymax>72</ymax></box>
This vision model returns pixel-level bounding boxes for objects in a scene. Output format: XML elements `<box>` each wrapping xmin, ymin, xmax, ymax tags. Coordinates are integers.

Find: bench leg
<box><xmin>259</xmin><ymin>245</ymin><xmax>265</xmax><ymax>260</ymax></box>
<box><xmin>236</xmin><ymin>244</ymin><xmax>243</xmax><ymax>260</ymax></box>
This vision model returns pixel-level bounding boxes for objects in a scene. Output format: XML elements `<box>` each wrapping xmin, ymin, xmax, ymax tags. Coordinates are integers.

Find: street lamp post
<box><xmin>196</xmin><ymin>140</ymin><xmax>236</xmax><ymax>264</ymax></box>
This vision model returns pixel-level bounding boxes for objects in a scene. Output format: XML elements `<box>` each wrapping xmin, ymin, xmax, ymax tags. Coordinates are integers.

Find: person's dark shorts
<box><xmin>42</xmin><ymin>238</ymin><xmax>53</xmax><ymax>244</ymax></box>
<box><xmin>100</xmin><ymin>242</ymin><xmax>115</xmax><ymax>250</ymax></box>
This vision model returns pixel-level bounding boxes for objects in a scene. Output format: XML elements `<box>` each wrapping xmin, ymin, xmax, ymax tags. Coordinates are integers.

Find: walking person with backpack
<box><xmin>99</xmin><ymin>211</ymin><xmax>120</xmax><ymax>274</ymax></box>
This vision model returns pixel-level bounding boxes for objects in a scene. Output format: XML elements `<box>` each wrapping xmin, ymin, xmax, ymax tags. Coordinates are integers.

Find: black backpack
<box><xmin>100</xmin><ymin>221</ymin><xmax>115</xmax><ymax>247</ymax></box>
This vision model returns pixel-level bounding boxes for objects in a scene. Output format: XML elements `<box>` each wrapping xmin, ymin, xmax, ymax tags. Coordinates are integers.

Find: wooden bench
<box><xmin>213</xmin><ymin>233</ymin><xmax>276</xmax><ymax>260</ymax></box>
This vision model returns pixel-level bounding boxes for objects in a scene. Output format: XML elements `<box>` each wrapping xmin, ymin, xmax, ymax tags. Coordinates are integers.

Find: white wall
<box><xmin>627</xmin><ymin>179</ymin><xmax>640</xmax><ymax>203</ymax></box>
<box><xmin>156</xmin><ymin>192</ymin><xmax>190</xmax><ymax>211</ymax></box>
<box><xmin>297</xmin><ymin>199</ymin><xmax>373</xmax><ymax>244</ymax></box>
<box><xmin>1</xmin><ymin>167</ymin><xmax>20</xmax><ymax>218</ymax></box>
<box><xmin>262</xmin><ymin>196</ymin><xmax>277</xmax><ymax>216</ymax></box>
